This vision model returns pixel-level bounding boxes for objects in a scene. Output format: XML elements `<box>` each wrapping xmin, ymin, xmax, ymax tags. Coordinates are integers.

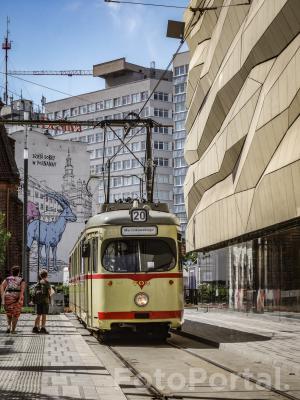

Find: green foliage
<box><xmin>55</xmin><ymin>283</ymin><xmax>69</xmax><ymax>296</ymax></box>
<box><xmin>182</xmin><ymin>252</ymin><xmax>198</xmax><ymax>270</ymax></box>
<box><xmin>198</xmin><ymin>283</ymin><xmax>229</xmax><ymax>303</ymax></box>
<box><xmin>0</xmin><ymin>213</ymin><xmax>11</xmax><ymax>269</ymax></box>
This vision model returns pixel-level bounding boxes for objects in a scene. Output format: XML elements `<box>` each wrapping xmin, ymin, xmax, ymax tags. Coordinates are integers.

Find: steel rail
<box><xmin>168</xmin><ymin>333</ymin><xmax>298</xmax><ymax>400</ymax></box>
<box><xmin>107</xmin><ymin>344</ymin><xmax>170</xmax><ymax>400</ymax></box>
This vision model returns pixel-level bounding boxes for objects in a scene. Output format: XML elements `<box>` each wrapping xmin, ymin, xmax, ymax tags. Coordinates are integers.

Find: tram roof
<box><xmin>85</xmin><ymin>209</ymin><xmax>180</xmax><ymax>229</ymax></box>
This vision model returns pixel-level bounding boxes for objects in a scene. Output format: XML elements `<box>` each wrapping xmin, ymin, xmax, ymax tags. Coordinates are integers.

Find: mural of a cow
<box><xmin>27</xmin><ymin>192</ymin><xmax>77</xmax><ymax>271</ymax></box>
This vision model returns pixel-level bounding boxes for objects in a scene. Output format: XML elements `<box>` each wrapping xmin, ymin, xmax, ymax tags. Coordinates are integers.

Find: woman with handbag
<box><xmin>0</xmin><ymin>266</ymin><xmax>25</xmax><ymax>334</ymax></box>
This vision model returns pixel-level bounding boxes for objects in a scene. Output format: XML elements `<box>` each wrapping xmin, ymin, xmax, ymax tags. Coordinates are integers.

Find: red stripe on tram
<box><xmin>98</xmin><ymin>310</ymin><xmax>182</xmax><ymax>320</ymax></box>
<box><xmin>84</xmin><ymin>273</ymin><xmax>182</xmax><ymax>281</ymax></box>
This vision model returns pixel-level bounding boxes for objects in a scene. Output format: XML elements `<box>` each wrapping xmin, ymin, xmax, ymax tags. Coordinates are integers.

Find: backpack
<box><xmin>32</xmin><ymin>281</ymin><xmax>49</xmax><ymax>304</ymax></box>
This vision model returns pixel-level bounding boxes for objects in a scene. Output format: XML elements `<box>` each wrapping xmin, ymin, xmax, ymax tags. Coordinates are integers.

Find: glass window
<box><xmin>112</xmin><ymin>176</ymin><xmax>122</xmax><ymax>187</ymax></box>
<box><xmin>95</xmin><ymin>148</ymin><xmax>103</xmax><ymax>158</ymax></box>
<box><xmin>92</xmin><ymin>239</ymin><xmax>98</xmax><ymax>273</ymax></box>
<box><xmin>95</xmin><ymin>132</ymin><xmax>103</xmax><ymax>142</ymax></box>
<box><xmin>154</xmin><ymin>92</ymin><xmax>169</xmax><ymax>102</ymax></box>
<box><xmin>140</xmin><ymin>107</ymin><xmax>149</xmax><ymax>117</ymax></box>
<box><xmin>113</xmin><ymin>97</ymin><xmax>121</xmax><ymax>107</ymax></box>
<box><xmin>174</xmin><ymin>194</ymin><xmax>184</xmax><ymax>204</ymax></box>
<box><xmin>123</xmin><ymin>176</ymin><xmax>132</xmax><ymax>186</ymax></box>
<box><xmin>79</xmin><ymin>105</ymin><xmax>87</xmax><ymax>114</ymax></box>
<box><xmin>71</xmin><ymin>108</ymin><xmax>78</xmax><ymax>117</ymax></box>
<box><xmin>87</xmin><ymin>134</ymin><xmax>94</xmax><ymax>143</ymax></box>
<box><xmin>154</xmin><ymin>108</ymin><xmax>169</xmax><ymax>118</ymax></box>
<box><xmin>106</xmin><ymin>147</ymin><xmax>113</xmax><ymax>156</ymax></box>
<box><xmin>175</xmin><ymin>102</ymin><xmax>185</xmax><ymax>112</ymax></box>
<box><xmin>88</xmin><ymin>104</ymin><xmax>95</xmax><ymax>113</ymax></box>
<box><xmin>132</xmin><ymin>159</ymin><xmax>140</xmax><ymax>168</ymax></box>
<box><xmin>131</xmin><ymin>93</ymin><xmax>140</xmax><ymax>103</ymax></box>
<box><xmin>141</xmin><ymin>91</ymin><xmax>148</xmax><ymax>101</ymax></box>
<box><xmin>114</xmin><ymin>145</ymin><xmax>121</xmax><ymax>155</ymax></box>
<box><xmin>154</xmin><ymin>157</ymin><xmax>169</xmax><ymax>167</ymax></box>
<box><xmin>174</xmin><ymin>139</ymin><xmax>184</xmax><ymax>150</ymax></box>
<box><xmin>107</xmin><ymin>131</ymin><xmax>114</xmax><ymax>141</ymax></box>
<box><xmin>113</xmin><ymin>161</ymin><xmax>122</xmax><ymax>171</ymax></box>
<box><xmin>63</xmin><ymin>109</ymin><xmax>70</xmax><ymax>118</ymax></box>
<box><xmin>102</xmin><ymin>238</ymin><xmax>176</xmax><ymax>272</ymax></box>
<box><xmin>174</xmin><ymin>83</ymin><xmax>186</xmax><ymax>94</ymax></box>
<box><xmin>122</xmin><ymin>95</ymin><xmax>131</xmax><ymax>105</ymax></box>
<box><xmin>105</xmin><ymin>99</ymin><xmax>113</xmax><ymax>109</ymax></box>
<box><xmin>123</xmin><ymin>159</ymin><xmax>131</xmax><ymax>169</ymax></box>
<box><xmin>96</xmin><ymin>101</ymin><xmax>104</xmax><ymax>111</ymax></box>
<box><xmin>132</xmin><ymin>142</ymin><xmax>140</xmax><ymax>152</ymax></box>
<box><xmin>175</xmin><ymin>120</ymin><xmax>185</xmax><ymax>131</ymax></box>
<box><xmin>174</xmin><ymin>175</ymin><xmax>184</xmax><ymax>186</ymax></box>
<box><xmin>55</xmin><ymin>111</ymin><xmax>62</xmax><ymax>119</ymax></box>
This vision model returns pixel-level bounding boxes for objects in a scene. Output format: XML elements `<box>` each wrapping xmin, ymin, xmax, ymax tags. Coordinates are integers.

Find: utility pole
<box><xmin>2</xmin><ymin>17</ymin><xmax>11</xmax><ymax>105</ymax></box>
<box><xmin>22</xmin><ymin>106</ymin><xmax>29</xmax><ymax>305</ymax></box>
<box><xmin>145</xmin><ymin>124</ymin><xmax>154</xmax><ymax>202</ymax></box>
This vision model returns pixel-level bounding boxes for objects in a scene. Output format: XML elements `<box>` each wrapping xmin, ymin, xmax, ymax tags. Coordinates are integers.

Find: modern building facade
<box><xmin>184</xmin><ymin>0</ymin><xmax>300</xmax><ymax>314</ymax></box>
<box><xmin>172</xmin><ymin>51</ymin><xmax>190</xmax><ymax>233</ymax></box>
<box><xmin>45</xmin><ymin>58</ymin><xmax>174</xmax><ymax>210</ymax></box>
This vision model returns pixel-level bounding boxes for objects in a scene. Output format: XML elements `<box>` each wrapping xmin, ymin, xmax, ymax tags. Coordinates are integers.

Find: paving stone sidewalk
<box><xmin>183</xmin><ymin>309</ymin><xmax>300</xmax><ymax>373</ymax></box>
<box><xmin>0</xmin><ymin>314</ymin><xmax>126</xmax><ymax>400</ymax></box>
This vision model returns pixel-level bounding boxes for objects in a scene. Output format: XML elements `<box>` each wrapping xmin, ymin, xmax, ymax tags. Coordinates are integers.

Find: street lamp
<box><xmin>22</xmin><ymin>133</ymin><xmax>29</xmax><ymax>305</ymax></box>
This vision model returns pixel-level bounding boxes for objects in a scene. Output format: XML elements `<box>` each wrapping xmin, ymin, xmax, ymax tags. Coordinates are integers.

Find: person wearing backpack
<box><xmin>32</xmin><ymin>269</ymin><xmax>51</xmax><ymax>334</ymax></box>
<box><xmin>0</xmin><ymin>266</ymin><xmax>25</xmax><ymax>334</ymax></box>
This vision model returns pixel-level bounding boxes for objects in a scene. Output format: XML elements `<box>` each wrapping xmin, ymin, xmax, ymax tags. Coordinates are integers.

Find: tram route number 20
<box><xmin>131</xmin><ymin>209</ymin><xmax>148</xmax><ymax>222</ymax></box>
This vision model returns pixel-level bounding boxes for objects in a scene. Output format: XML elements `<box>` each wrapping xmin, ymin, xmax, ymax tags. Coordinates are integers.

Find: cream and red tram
<box><xmin>69</xmin><ymin>202</ymin><xmax>184</xmax><ymax>340</ymax></box>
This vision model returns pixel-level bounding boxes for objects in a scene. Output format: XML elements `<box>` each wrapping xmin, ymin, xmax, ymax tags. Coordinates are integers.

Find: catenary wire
<box><xmin>104</xmin><ymin>0</ymin><xmax>187</xmax><ymax>8</ymax></box>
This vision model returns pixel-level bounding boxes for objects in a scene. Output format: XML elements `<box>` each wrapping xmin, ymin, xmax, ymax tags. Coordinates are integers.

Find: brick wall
<box><xmin>0</xmin><ymin>183</ymin><xmax>23</xmax><ymax>278</ymax></box>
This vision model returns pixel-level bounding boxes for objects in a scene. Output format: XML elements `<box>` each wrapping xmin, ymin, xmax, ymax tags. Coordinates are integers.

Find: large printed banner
<box><xmin>11</xmin><ymin>130</ymin><xmax>92</xmax><ymax>283</ymax></box>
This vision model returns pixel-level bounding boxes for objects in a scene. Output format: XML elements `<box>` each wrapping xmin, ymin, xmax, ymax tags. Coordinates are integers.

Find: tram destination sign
<box><xmin>121</xmin><ymin>226</ymin><xmax>157</xmax><ymax>236</ymax></box>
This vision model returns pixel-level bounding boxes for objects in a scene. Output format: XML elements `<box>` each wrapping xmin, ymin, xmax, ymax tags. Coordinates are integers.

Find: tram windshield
<box><xmin>102</xmin><ymin>238</ymin><xmax>176</xmax><ymax>273</ymax></box>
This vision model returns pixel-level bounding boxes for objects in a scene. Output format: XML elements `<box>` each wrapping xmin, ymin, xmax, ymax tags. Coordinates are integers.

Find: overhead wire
<box><xmin>104</xmin><ymin>0</ymin><xmax>187</xmax><ymax>8</ymax></box>
<box><xmin>0</xmin><ymin>71</ymin><xmax>101</xmax><ymax>105</ymax></box>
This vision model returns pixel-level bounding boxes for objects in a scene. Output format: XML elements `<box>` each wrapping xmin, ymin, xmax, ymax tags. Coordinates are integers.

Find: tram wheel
<box><xmin>98</xmin><ymin>331</ymin><xmax>111</xmax><ymax>344</ymax></box>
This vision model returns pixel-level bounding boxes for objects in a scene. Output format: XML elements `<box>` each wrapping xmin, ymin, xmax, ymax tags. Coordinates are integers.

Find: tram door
<box><xmin>87</xmin><ymin>238</ymin><xmax>93</xmax><ymax>328</ymax></box>
<box><xmin>86</xmin><ymin>240</ymin><xmax>91</xmax><ymax>327</ymax></box>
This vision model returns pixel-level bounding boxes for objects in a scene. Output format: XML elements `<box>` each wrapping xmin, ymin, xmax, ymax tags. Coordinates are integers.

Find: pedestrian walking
<box><xmin>32</xmin><ymin>269</ymin><xmax>51</xmax><ymax>334</ymax></box>
<box><xmin>0</xmin><ymin>266</ymin><xmax>25</xmax><ymax>334</ymax></box>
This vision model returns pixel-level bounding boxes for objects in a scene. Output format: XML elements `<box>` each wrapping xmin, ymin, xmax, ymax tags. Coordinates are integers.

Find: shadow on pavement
<box><xmin>182</xmin><ymin>320</ymin><xmax>271</xmax><ymax>345</ymax></box>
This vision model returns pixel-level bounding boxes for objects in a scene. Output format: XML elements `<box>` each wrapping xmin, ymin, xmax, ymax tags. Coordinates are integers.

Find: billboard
<box><xmin>11</xmin><ymin>130</ymin><xmax>92</xmax><ymax>283</ymax></box>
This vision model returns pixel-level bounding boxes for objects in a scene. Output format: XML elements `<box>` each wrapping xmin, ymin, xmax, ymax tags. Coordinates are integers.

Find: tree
<box><xmin>0</xmin><ymin>213</ymin><xmax>11</xmax><ymax>270</ymax></box>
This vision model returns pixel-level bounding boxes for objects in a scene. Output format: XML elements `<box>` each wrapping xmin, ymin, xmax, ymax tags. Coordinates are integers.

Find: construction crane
<box><xmin>7</xmin><ymin>70</ymin><xmax>93</xmax><ymax>76</ymax></box>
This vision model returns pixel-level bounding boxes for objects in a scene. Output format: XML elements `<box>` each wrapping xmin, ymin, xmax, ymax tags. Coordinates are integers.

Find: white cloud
<box><xmin>64</xmin><ymin>1</ymin><xmax>82</xmax><ymax>11</ymax></box>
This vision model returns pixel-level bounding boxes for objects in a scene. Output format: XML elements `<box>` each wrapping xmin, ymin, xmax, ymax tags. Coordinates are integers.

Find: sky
<box><xmin>0</xmin><ymin>0</ymin><xmax>188</xmax><ymax>109</ymax></box>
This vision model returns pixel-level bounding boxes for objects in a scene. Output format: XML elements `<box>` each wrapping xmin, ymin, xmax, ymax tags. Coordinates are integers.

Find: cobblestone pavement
<box><xmin>183</xmin><ymin>309</ymin><xmax>300</xmax><ymax>373</ymax></box>
<box><xmin>0</xmin><ymin>314</ymin><xmax>125</xmax><ymax>400</ymax></box>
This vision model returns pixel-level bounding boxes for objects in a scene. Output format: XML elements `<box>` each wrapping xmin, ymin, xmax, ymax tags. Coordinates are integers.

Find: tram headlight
<box><xmin>134</xmin><ymin>292</ymin><xmax>149</xmax><ymax>307</ymax></box>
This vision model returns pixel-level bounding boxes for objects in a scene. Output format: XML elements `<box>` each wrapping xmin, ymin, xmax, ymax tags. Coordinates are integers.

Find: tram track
<box><xmin>80</xmin><ymin>319</ymin><xmax>299</xmax><ymax>400</ymax></box>
<box><xmin>168</xmin><ymin>332</ymin><xmax>299</xmax><ymax>400</ymax></box>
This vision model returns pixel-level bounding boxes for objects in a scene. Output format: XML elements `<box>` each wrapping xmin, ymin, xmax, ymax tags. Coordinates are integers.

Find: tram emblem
<box><xmin>133</xmin><ymin>280</ymin><xmax>150</xmax><ymax>289</ymax></box>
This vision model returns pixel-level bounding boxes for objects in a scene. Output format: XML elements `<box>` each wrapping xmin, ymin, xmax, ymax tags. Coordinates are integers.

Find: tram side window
<box><xmin>92</xmin><ymin>238</ymin><xmax>98</xmax><ymax>273</ymax></box>
<box><xmin>103</xmin><ymin>240</ymin><xmax>138</xmax><ymax>272</ymax></box>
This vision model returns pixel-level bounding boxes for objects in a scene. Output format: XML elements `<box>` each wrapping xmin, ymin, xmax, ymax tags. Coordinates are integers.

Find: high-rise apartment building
<box><xmin>172</xmin><ymin>51</ymin><xmax>189</xmax><ymax>233</ymax></box>
<box><xmin>45</xmin><ymin>58</ymin><xmax>174</xmax><ymax>210</ymax></box>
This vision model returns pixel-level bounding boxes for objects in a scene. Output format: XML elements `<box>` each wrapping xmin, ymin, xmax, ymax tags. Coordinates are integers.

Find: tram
<box><xmin>69</xmin><ymin>201</ymin><xmax>184</xmax><ymax>340</ymax></box>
